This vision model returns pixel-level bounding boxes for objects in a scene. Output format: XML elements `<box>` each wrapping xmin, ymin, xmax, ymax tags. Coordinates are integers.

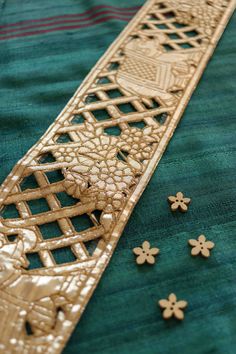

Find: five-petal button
<box><xmin>189</xmin><ymin>235</ymin><xmax>215</xmax><ymax>258</ymax></box>
<box><xmin>159</xmin><ymin>293</ymin><xmax>188</xmax><ymax>320</ymax></box>
<box><xmin>133</xmin><ymin>241</ymin><xmax>159</xmax><ymax>265</ymax></box>
<box><xmin>168</xmin><ymin>192</ymin><xmax>191</xmax><ymax>212</ymax></box>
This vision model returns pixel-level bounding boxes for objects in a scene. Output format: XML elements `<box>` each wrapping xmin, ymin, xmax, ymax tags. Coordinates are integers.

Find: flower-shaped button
<box><xmin>159</xmin><ymin>293</ymin><xmax>188</xmax><ymax>320</ymax></box>
<box><xmin>189</xmin><ymin>235</ymin><xmax>215</xmax><ymax>258</ymax></box>
<box><xmin>133</xmin><ymin>241</ymin><xmax>159</xmax><ymax>265</ymax></box>
<box><xmin>168</xmin><ymin>192</ymin><xmax>191</xmax><ymax>212</ymax></box>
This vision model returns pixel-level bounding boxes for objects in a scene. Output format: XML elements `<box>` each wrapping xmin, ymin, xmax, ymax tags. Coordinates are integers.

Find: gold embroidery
<box><xmin>0</xmin><ymin>0</ymin><xmax>234</xmax><ymax>353</ymax></box>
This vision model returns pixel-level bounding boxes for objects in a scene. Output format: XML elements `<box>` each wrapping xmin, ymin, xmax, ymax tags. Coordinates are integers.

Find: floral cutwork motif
<box><xmin>54</xmin><ymin>123</ymin><xmax>163</xmax><ymax>213</ymax></box>
<box><xmin>76</xmin><ymin>125</ymin><xmax>118</xmax><ymax>161</ymax></box>
<box><xmin>118</xmin><ymin>125</ymin><xmax>165</xmax><ymax>160</ymax></box>
<box><xmin>63</xmin><ymin>167</ymin><xmax>88</xmax><ymax>198</ymax></box>
<box><xmin>0</xmin><ymin>0</ymin><xmax>233</xmax><ymax>351</ymax></box>
<box><xmin>54</xmin><ymin>146</ymin><xmax>78</xmax><ymax>163</ymax></box>
<box><xmin>63</xmin><ymin>158</ymin><xmax>137</xmax><ymax>213</ymax></box>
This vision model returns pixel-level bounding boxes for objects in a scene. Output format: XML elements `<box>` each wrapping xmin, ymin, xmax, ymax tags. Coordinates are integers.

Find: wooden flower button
<box><xmin>133</xmin><ymin>241</ymin><xmax>159</xmax><ymax>265</ymax></box>
<box><xmin>188</xmin><ymin>235</ymin><xmax>215</xmax><ymax>258</ymax></box>
<box><xmin>159</xmin><ymin>293</ymin><xmax>188</xmax><ymax>320</ymax></box>
<box><xmin>168</xmin><ymin>192</ymin><xmax>191</xmax><ymax>212</ymax></box>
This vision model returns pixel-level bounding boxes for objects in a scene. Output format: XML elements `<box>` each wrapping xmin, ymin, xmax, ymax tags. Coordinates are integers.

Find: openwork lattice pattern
<box><xmin>0</xmin><ymin>1</ymin><xmax>234</xmax><ymax>353</ymax></box>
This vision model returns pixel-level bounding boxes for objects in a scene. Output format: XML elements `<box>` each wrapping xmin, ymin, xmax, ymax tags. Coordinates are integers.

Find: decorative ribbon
<box><xmin>0</xmin><ymin>1</ymin><xmax>235</xmax><ymax>353</ymax></box>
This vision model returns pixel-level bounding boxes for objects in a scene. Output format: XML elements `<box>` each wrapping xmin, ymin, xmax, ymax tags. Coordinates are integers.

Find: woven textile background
<box><xmin>0</xmin><ymin>1</ymin><xmax>236</xmax><ymax>353</ymax></box>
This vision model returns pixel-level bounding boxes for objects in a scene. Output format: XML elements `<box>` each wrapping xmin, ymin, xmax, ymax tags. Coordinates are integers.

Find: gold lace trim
<box><xmin>0</xmin><ymin>1</ymin><xmax>235</xmax><ymax>353</ymax></box>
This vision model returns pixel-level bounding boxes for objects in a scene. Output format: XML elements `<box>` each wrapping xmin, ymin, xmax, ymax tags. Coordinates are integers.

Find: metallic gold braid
<box><xmin>0</xmin><ymin>0</ymin><xmax>235</xmax><ymax>353</ymax></box>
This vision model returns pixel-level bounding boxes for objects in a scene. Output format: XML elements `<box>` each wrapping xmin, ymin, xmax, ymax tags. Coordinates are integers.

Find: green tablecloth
<box><xmin>0</xmin><ymin>1</ymin><xmax>235</xmax><ymax>353</ymax></box>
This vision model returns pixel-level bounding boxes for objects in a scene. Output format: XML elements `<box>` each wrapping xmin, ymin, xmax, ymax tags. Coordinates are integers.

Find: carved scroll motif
<box><xmin>0</xmin><ymin>0</ymin><xmax>235</xmax><ymax>353</ymax></box>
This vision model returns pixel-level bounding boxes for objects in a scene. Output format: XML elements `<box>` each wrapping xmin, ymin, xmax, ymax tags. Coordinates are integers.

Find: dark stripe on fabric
<box><xmin>0</xmin><ymin>9</ymin><xmax>138</xmax><ymax>36</ymax></box>
<box><xmin>0</xmin><ymin>14</ymin><xmax>135</xmax><ymax>41</ymax></box>
<box><xmin>0</xmin><ymin>5</ymin><xmax>140</xmax><ymax>29</ymax></box>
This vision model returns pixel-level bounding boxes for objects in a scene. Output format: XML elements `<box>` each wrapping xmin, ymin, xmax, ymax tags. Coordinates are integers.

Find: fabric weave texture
<box><xmin>0</xmin><ymin>1</ymin><xmax>235</xmax><ymax>354</ymax></box>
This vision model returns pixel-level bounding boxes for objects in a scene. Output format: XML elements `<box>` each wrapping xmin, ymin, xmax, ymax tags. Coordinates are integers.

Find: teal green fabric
<box><xmin>0</xmin><ymin>1</ymin><xmax>236</xmax><ymax>354</ymax></box>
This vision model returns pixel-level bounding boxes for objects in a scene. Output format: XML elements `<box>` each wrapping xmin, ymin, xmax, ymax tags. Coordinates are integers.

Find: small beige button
<box><xmin>168</xmin><ymin>192</ymin><xmax>191</xmax><ymax>212</ymax></box>
<box><xmin>133</xmin><ymin>241</ymin><xmax>159</xmax><ymax>265</ymax></box>
<box><xmin>159</xmin><ymin>293</ymin><xmax>188</xmax><ymax>320</ymax></box>
<box><xmin>189</xmin><ymin>235</ymin><xmax>215</xmax><ymax>258</ymax></box>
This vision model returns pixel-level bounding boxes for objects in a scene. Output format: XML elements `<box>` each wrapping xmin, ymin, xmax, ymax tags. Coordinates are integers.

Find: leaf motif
<box><xmin>83</xmin><ymin>131</ymin><xmax>95</xmax><ymax>139</ymax></box>
<box><xmin>95</xmin><ymin>127</ymin><xmax>104</xmax><ymax>136</ymax></box>
<box><xmin>77</xmin><ymin>131</ymin><xmax>89</xmax><ymax>142</ymax></box>
<box><xmin>127</xmin><ymin>156</ymin><xmax>142</xmax><ymax>172</ymax></box>
<box><xmin>143</xmin><ymin>126</ymin><xmax>152</xmax><ymax>135</ymax></box>
<box><xmin>85</xmin><ymin>122</ymin><xmax>95</xmax><ymax>132</ymax></box>
<box><xmin>107</xmin><ymin>147</ymin><xmax>118</xmax><ymax>159</ymax></box>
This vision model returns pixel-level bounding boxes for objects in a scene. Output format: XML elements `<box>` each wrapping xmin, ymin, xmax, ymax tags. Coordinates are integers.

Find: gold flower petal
<box><xmin>150</xmin><ymin>247</ymin><xmax>159</xmax><ymax>256</ymax></box>
<box><xmin>163</xmin><ymin>308</ymin><xmax>173</xmax><ymax>319</ymax></box>
<box><xmin>191</xmin><ymin>246</ymin><xmax>201</xmax><ymax>256</ymax></box>
<box><xmin>188</xmin><ymin>239</ymin><xmax>198</xmax><ymax>246</ymax></box>
<box><xmin>168</xmin><ymin>293</ymin><xmax>176</xmax><ymax>303</ymax></box>
<box><xmin>205</xmin><ymin>241</ymin><xmax>215</xmax><ymax>249</ymax></box>
<box><xmin>133</xmin><ymin>247</ymin><xmax>143</xmax><ymax>256</ymax></box>
<box><xmin>168</xmin><ymin>196</ymin><xmax>177</xmax><ymax>203</ymax></box>
<box><xmin>170</xmin><ymin>202</ymin><xmax>179</xmax><ymax>211</ymax></box>
<box><xmin>198</xmin><ymin>234</ymin><xmax>206</xmax><ymax>243</ymax></box>
<box><xmin>176</xmin><ymin>192</ymin><xmax>184</xmax><ymax>199</ymax></box>
<box><xmin>136</xmin><ymin>254</ymin><xmax>146</xmax><ymax>265</ymax></box>
<box><xmin>73</xmin><ymin>165</ymin><xmax>90</xmax><ymax>174</ymax></box>
<box><xmin>159</xmin><ymin>299</ymin><xmax>169</xmax><ymax>308</ymax></box>
<box><xmin>180</xmin><ymin>202</ymin><xmax>188</xmax><ymax>212</ymax></box>
<box><xmin>176</xmin><ymin>300</ymin><xmax>188</xmax><ymax>309</ymax></box>
<box><xmin>146</xmin><ymin>255</ymin><xmax>155</xmax><ymax>264</ymax></box>
<box><xmin>201</xmin><ymin>247</ymin><xmax>210</xmax><ymax>258</ymax></box>
<box><xmin>142</xmin><ymin>241</ymin><xmax>151</xmax><ymax>252</ymax></box>
<box><xmin>174</xmin><ymin>308</ymin><xmax>184</xmax><ymax>320</ymax></box>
